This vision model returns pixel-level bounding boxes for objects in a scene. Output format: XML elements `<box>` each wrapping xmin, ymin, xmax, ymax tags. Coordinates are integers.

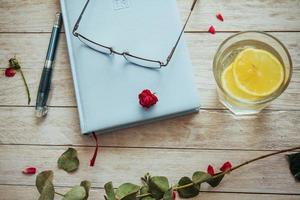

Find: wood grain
<box><xmin>1</xmin><ymin>0</ymin><xmax>300</xmax><ymax>32</ymax></box>
<box><xmin>0</xmin><ymin>145</ymin><xmax>299</xmax><ymax>194</ymax></box>
<box><xmin>1</xmin><ymin>185</ymin><xmax>299</xmax><ymax>200</ymax></box>
<box><xmin>1</xmin><ymin>0</ymin><xmax>300</xmax><ymax>199</ymax></box>
<box><xmin>0</xmin><ymin>33</ymin><xmax>299</xmax><ymax>109</ymax></box>
<box><xmin>1</xmin><ymin>107</ymin><xmax>300</xmax><ymax>150</ymax></box>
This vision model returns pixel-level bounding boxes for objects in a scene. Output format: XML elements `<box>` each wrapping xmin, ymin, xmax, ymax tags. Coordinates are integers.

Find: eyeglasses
<box><xmin>72</xmin><ymin>0</ymin><xmax>198</xmax><ymax>69</ymax></box>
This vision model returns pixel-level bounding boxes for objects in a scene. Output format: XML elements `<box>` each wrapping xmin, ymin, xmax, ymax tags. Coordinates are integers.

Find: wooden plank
<box><xmin>0</xmin><ymin>145</ymin><xmax>299</xmax><ymax>194</ymax></box>
<box><xmin>1</xmin><ymin>185</ymin><xmax>299</xmax><ymax>200</ymax></box>
<box><xmin>1</xmin><ymin>0</ymin><xmax>300</xmax><ymax>32</ymax></box>
<box><xmin>0</xmin><ymin>33</ymin><xmax>299</xmax><ymax>109</ymax></box>
<box><xmin>1</xmin><ymin>107</ymin><xmax>300</xmax><ymax>149</ymax></box>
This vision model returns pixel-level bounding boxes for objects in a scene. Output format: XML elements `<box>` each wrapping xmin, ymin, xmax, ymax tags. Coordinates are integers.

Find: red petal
<box><xmin>22</xmin><ymin>167</ymin><xmax>36</xmax><ymax>174</ymax></box>
<box><xmin>5</xmin><ymin>68</ymin><xmax>16</xmax><ymax>77</ymax></box>
<box><xmin>216</xmin><ymin>12</ymin><xmax>224</xmax><ymax>22</ymax></box>
<box><xmin>208</xmin><ymin>26</ymin><xmax>216</xmax><ymax>34</ymax></box>
<box><xmin>172</xmin><ymin>191</ymin><xmax>176</xmax><ymax>200</ymax></box>
<box><xmin>139</xmin><ymin>89</ymin><xmax>158</xmax><ymax>108</ymax></box>
<box><xmin>207</xmin><ymin>165</ymin><xmax>215</xmax><ymax>176</ymax></box>
<box><xmin>90</xmin><ymin>132</ymin><xmax>100</xmax><ymax>167</ymax></box>
<box><xmin>220</xmin><ymin>161</ymin><xmax>232</xmax><ymax>172</ymax></box>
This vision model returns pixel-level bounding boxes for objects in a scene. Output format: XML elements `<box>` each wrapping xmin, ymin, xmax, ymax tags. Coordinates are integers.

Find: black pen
<box><xmin>36</xmin><ymin>13</ymin><xmax>62</xmax><ymax>117</ymax></box>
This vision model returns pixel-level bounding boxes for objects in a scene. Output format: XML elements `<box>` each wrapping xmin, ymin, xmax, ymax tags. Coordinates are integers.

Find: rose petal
<box><xmin>5</xmin><ymin>68</ymin><xmax>16</xmax><ymax>77</ymax></box>
<box><xmin>139</xmin><ymin>89</ymin><xmax>158</xmax><ymax>108</ymax></box>
<box><xmin>22</xmin><ymin>167</ymin><xmax>37</xmax><ymax>174</ymax></box>
<box><xmin>208</xmin><ymin>25</ymin><xmax>216</xmax><ymax>34</ymax></box>
<box><xmin>172</xmin><ymin>191</ymin><xmax>176</xmax><ymax>200</ymax></box>
<box><xmin>220</xmin><ymin>161</ymin><xmax>232</xmax><ymax>172</ymax></box>
<box><xmin>207</xmin><ymin>165</ymin><xmax>215</xmax><ymax>176</ymax></box>
<box><xmin>216</xmin><ymin>12</ymin><xmax>224</xmax><ymax>22</ymax></box>
<box><xmin>90</xmin><ymin>132</ymin><xmax>100</xmax><ymax>167</ymax></box>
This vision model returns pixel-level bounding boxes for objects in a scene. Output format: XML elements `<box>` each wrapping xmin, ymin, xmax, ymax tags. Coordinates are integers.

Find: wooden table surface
<box><xmin>1</xmin><ymin>0</ymin><xmax>300</xmax><ymax>199</ymax></box>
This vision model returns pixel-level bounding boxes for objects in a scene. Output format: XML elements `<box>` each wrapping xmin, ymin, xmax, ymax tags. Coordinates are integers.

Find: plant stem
<box><xmin>230</xmin><ymin>146</ymin><xmax>300</xmax><ymax>172</ymax></box>
<box><xmin>173</xmin><ymin>146</ymin><xmax>300</xmax><ymax>191</ymax></box>
<box><xmin>136</xmin><ymin>193</ymin><xmax>151</xmax><ymax>198</ymax></box>
<box><xmin>55</xmin><ymin>191</ymin><xmax>65</xmax><ymax>197</ymax></box>
<box><xmin>19</xmin><ymin>68</ymin><xmax>31</xmax><ymax>105</ymax></box>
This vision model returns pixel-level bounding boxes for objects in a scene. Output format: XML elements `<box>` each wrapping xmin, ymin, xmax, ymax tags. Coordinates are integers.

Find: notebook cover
<box><xmin>60</xmin><ymin>0</ymin><xmax>200</xmax><ymax>134</ymax></box>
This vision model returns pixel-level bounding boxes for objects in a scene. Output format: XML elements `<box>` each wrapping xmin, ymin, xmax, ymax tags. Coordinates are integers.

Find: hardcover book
<box><xmin>60</xmin><ymin>0</ymin><xmax>200</xmax><ymax>134</ymax></box>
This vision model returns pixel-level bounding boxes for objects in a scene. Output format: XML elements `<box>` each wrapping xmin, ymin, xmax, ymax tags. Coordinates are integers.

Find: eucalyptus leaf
<box><xmin>62</xmin><ymin>186</ymin><xmax>86</xmax><ymax>200</ymax></box>
<box><xmin>36</xmin><ymin>170</ymin><xmax>54</xmax><ymax>194</ymax></box>
<box><xmin>38</xmin><ymin>181</ymin><xmax>55</xmax><ymax>200</ymax></box>
<box><xmin>148</xmin><ymin>176</ymin><xmax>169</xmax><ymax>199</ymax></box>
<box><xmin>140</xmin><ymin>185</ymin><xmax>149</xmax><ymax>195</ymax></box>
<box><xmin>162</xmin><ymin>189</ymin><xmax>173</xmax><ymax>200</ymax></box>
<box><xmin>58</xmin><ymin>148</ymin><xmax>80</xmax><ymax>173</ymax></box>
<box><xmin>104</xmin><ymin>182</ymin><xmax>116</xmax><ymax>200</ymax></box>
<box><xmin>80</xmin><ymin>180</ymin><xmax>91</xmax><ymax>200</ymax></box>
<box><xmin>206</xmin><ymin>173</ymin><xmax>225</xmax><ymax>187</ymax></box>
<box><xmin>192</xmin><ymin>171</ymin><xmax>211</xmax><ymax>185</ymax></box>
<box><xmin>115</xmin><ymin>183</ymin><xmax>140</xmax><ymax>200</ymax></box>
<box><xmin>177</xmin><ymin>177</ymin><xmax>199</xmax><ymax>198</ymax></box>
<box><xmin>287</xmin><ymin>152</ymin><xmax>300</xmax><ymax>181</ymax></box>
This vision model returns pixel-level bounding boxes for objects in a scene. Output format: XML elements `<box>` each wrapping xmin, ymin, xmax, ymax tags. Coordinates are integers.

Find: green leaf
<box><xmin>148</xmin><ymin>176</ymin><xmax>169</xmax><ymax>199</ymax></box>
<box><xmin>192</xmin><ymin>171</ymin><xmax>211</xmax><ymax>189</ymax></box>
<box><xmin>58</xmin><ymin>148</ymin><xmax>80</xmax><ymax>173</ymax></box>
<box><xmin>163</xmin><ymin>189</ymin><xmax>173</xmax><ymax>200</ymax></box>
<box><xmin>104</xmin><ymin>182</ymin><xmax>116</xmax><ymax>200</ymax></box>
<box><xmin>287</xmin><ymin>152</ymin><xmax>300</xmax><ymax>181</ymax></box>
<box><xmin>36</xmin><ymin>170</ymin><xmax>55</xmax><ymax>200</ymax></box>
<box><xmin>177</xmin><ymin>177</ymin><xmax>199</xmax><ymax>198</ymax></box>
<box><xmin>62</xmin><ymin>186</ymin><xmax>86</xmax><ymax>200</ymax></box>
<box><xmin>80</xmin><ymin>180</ymin><xmax>91</xmax><ymax>200</ymax></box>
<box><xmin>36</xmin><ymin>170</ymin><xmax>54</xmax><ymax>194</ymax></box>
<box><xmin>140</xmin><ymin>185</ymin><xmax>149</xmax><ymax>195</ymax></box>
<box><xmin>38</xmin><ymin>181</ymin><xmax>55</xmax><ymax>200</ymax></box>
<box><xmin>206</xmin><ymin>173</ymin><xmax>225</xmax><ymax>187</ymax></box>
<box><xmin>115</xmin><ymin>183</ymin><xmax>140</xmax><ymax>200</ymax></box>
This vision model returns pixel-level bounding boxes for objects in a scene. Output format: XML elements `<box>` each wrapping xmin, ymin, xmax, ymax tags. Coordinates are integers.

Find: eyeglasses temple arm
<box><xmin>164</xmin><ymin>0</ymin><xmax>198</xmax><ymax>66</ymax></box>
<box><xmin>72</xmin><ymin>0</ymin><xmax>90</xmax><ymax>36</ymax></box>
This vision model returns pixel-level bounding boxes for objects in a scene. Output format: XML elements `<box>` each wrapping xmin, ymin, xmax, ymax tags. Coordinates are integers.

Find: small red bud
<box><xmin>208</xmin><ymin>25</ymin><xmax>216</xmax><ymax>34</ymax></box>
<box><xmin>216</xmin><ymin>12</ymin><xmax>224</xmax><ymax>22</ymax></box>
<box><xmin>220</xmin><ymin>161</ymin><xmax>232</xmax><ymax>172</ymax></box>
<box><xmin>5</xmin><ymin>68</ymin><xmax>16</xmax><ymax>77</ymax></box>
<box><xmin>207</xmin><ymin>165</ymin><xmax>215</xmax><ymax>176</ymax></box>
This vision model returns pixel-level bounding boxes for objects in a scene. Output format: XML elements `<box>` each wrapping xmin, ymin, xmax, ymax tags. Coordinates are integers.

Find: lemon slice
<box><xmin>232</xmin><ymin>48</ymin><xmax>284</xmax><ymax>97</ymax></box>
<box><xmin>222</xmin><ymin>64</ymin><xmax>260</xmax><ymax>101</ymax></box>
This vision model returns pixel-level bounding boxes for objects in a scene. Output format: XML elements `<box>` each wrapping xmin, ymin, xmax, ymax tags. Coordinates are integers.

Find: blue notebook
<box><xmin>60</xmin><ymin>0</ymin><xmax>200</xmax><ymax>134</ymax></box>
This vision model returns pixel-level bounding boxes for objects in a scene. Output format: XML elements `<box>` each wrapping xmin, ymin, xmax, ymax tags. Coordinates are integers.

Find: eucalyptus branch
<box><xmin>55</xmin><ymin>191</ymin><xmax>65</xmax><ymax>197</ymax></box>
<box><xmin>173</xmin><ymin>146</ymin><xmax>300</xmax><ymax>191</ymax></box>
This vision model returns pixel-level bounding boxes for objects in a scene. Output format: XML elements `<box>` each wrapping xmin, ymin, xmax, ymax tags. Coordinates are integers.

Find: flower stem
<box><xmin>136</xmin><ymin>193</ymin><xmax>151</xmax><ymax>198</ymax></box>
<box><xmin>55</xmin><ymin>191</ymin><xmax>65</xmax><ymax>197</ymax></box>
<box><xmin>173</xmin><ymin>146</ymin><xmax>300</xmax><ymax>191</ymax></box>
<box><xmin>18</xmin><ymin>68</ymin><xmax>31</xmax><ymax>105</ymax></box>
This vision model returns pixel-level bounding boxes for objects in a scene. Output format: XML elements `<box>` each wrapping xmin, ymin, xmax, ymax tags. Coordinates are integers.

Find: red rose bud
<box><xmin>139</xmin><ymin>89</ymin><xmax>158</xmax><ymax>108</ymax></box>
<box><xmin>207</xmin><ymin>165</ymin><xmax>215</xmax><ymax>176</ymax></box>
<box><xmin>208</xmin><ymin>25</ymin><xmax>216</xmax><ymax>34</ymax></box>
<box><xmin>22</xmin><ymin>167</ymin><xmax>37</xmax><ymax>175</ymax></box>
<box><xmin>220</xmin><ymin>161</ymin><xmax>232</xmax><ymax>172</ymax></box>
<box><xmin>172</xmin><ymin>191</ymin><xmax>176</xmax><ymax>200</ymax></box>
<box><xmin>5</xmin><ymin>68</ymin><xmax>16</xmax><ymax>77</ymax></box>
<box><xmin>216</xmin><ymin>12</ymin><xmax>224</xmax><ymax>22</ymax></box>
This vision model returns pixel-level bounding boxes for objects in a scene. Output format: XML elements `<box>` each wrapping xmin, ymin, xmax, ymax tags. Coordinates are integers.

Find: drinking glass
<box><xmin>213</xmin><ymin>31</ymin><xmax>292</xmax><ymax>115</ymax></box>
